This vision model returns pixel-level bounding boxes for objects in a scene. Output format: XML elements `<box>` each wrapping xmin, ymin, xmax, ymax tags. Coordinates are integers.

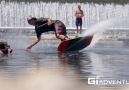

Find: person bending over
<box><xmin>26</xmin><ymin>16</ymin><xmax>69</xmax><ymax>50</ymax></box>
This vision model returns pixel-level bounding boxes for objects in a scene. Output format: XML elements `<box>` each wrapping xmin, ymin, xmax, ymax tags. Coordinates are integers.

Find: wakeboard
<box><xmin>58</xmin><ymin>35</ymin><xmax>93</xmax><ymax>52</ymax></box>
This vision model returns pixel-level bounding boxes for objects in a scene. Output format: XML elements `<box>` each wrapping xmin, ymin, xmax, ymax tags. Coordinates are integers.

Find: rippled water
<box><xmin>0</xmin><ymin>0</ymin><xmax>129</xmax><ymax>90</ymax></box>
<box><xmin>0</xmin><ymin>38</ymin><xmax>129</xmax><ymax>89</ymax></box>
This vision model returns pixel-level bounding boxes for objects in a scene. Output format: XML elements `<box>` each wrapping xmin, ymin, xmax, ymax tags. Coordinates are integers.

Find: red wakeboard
<box><xmin>58</xmin><ymin>35</ymin><xmax>93</xmax><ymax>52</ymax></box>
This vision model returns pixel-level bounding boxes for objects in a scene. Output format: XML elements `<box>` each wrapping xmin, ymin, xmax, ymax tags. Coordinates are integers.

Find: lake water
<box><xmin>0</xmin><ymin>37</ymin><xmax>129</xmax><ymax>90</ymax></box>
<box><xmin>0</xmin><ymin>0</ymin><xmax>129</xmax><ymax>89</ymax></box>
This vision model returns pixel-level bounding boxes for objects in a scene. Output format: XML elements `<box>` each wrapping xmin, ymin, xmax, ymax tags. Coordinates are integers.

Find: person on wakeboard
<box><xmin>26</xmin><ymin>15</ymin><xmax>70</xmax><ymax>50</ymax></box>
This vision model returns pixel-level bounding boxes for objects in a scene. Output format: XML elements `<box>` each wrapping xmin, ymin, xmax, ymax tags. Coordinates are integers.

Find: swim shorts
<box><xmin>75</xmin><ymin>18</ymin><xmax>82</xmax><ymax>26</ymax></box>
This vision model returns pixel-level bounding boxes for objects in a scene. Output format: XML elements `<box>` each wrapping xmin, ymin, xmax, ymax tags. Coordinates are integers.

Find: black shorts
<box><xmin>76</xmin><ymin>18</ymin><xmax>82</xmax><ymax>26</ymax></box>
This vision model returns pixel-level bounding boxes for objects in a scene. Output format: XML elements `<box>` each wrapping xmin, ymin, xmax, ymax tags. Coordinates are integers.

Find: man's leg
<box><xmin>55</xmin><ymin>21</ymin><xmax>69</xmax><ymax>41</ymax></box>
<box><xmin>80</xmin><ymin>26</ymin><xmax>82</xmax><ymax>34</ymax></box>
<box><xmin>76</xmin><ymin>26</ymin><xmax>78</xmax><ymax>35</ymax></box>
<box><xmin>76</xmin><ymin>18</ymin><xmax>79</xmax><ymax>35</ymax></box>
<box><xmin>80</xmin><ymin>18</ymin><xmax>82</xmax><ymax>34</ymax></box>
<box><xmin>57</xmin><ymin>35</ymin><xmax>69</xmax><ymax>41</ymax></box>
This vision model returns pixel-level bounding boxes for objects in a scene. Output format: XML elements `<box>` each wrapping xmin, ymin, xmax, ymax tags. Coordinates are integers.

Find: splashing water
<box><xmin>82</xmin><ymin>17</ymin><xmax>129</xmax><ymax>48</ymax></box>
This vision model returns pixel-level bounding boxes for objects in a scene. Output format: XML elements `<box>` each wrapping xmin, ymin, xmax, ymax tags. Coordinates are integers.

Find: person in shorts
<box><xmin>26</xmin><ymin>16</ymin><xmax>69</xmax><ymax>50</ymax></box>
<box><xmin>75</xmin><ymin>5</ymin><xmax>84</xmax><ymax>35</ymax></box>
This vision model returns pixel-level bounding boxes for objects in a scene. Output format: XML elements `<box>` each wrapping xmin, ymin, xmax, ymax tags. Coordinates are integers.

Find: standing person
<box><xmin>75</xmin><ymin>4</ymin><xmax>84</xmax><ymax>35</ymax></box>
<box><xmin>0</xmin><ymin>39</ymin><xmax>13</xmax><ymax>56</ymax></box>
<box><xmin>26</xmin><ymin>16</ymin><xmax>69</xmax><ymax>50</ymax></box>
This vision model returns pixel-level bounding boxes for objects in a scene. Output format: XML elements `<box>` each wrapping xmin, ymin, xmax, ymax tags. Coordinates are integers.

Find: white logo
<box><xmin>88</xmin><ymin>76</ymin><xmax>129</xmax><ymax>85</ymax></box>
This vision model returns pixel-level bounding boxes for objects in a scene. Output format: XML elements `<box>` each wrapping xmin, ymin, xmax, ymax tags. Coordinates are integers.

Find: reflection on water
<box><xmin>0</xmin><ymin>46</ymin><xmax>129</xmax><ymax>90</ymax></box>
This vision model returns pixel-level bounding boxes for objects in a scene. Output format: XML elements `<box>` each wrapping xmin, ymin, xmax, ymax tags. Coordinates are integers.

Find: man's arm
<box><xmin>47</xmin><ymin>19</ymin><xmax>53</xmax><ymax>25</ymax></box>
<box><xmin>26</xmin><ymin>36</ymin><xmax>41</xmax><ymax>50</ymax></box>
<box><xmin>81</xmin><ymin>10</ymin><xmax>84</xmax><ymax>17</ymax></box>
<box><xmin>74</xmin><ymin>11</ymin><xmax>77</xmax><ymax>17</ymax></box>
